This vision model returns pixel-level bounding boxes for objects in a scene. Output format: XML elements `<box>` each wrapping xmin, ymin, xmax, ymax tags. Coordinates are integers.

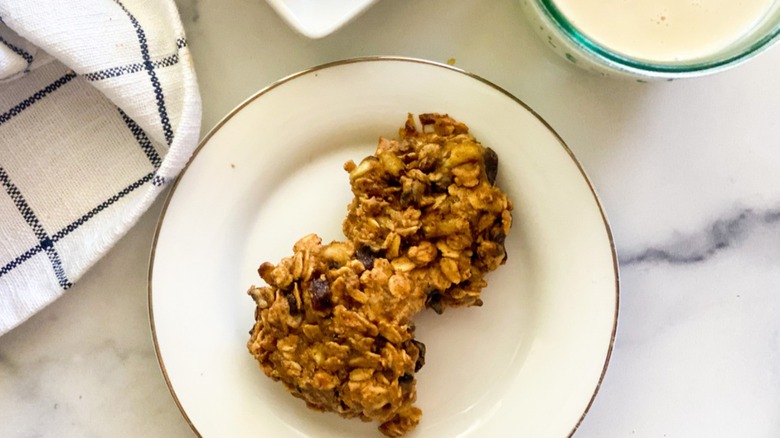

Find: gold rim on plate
<box><xmin>147</xmin><ymin>56</ymin><xmax>620</xmax><ymax>438</ymax></box>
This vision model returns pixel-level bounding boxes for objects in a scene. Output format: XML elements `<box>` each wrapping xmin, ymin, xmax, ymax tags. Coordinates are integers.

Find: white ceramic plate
<box><xmin>149</xmin><ymin>58</ymin><xmax>618</xmax><ymax>438</ymax></box>
<box><xmin>265</xmin><ymin>0</ymin><xmax>377</xmax><ymax>39</ymax></box>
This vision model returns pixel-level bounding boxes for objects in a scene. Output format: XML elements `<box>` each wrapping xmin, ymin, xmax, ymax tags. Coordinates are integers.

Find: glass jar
<box><xmin>520</xmin><ymin>0</ymin><xmax>780</xmax><ymax>80</ymax></box>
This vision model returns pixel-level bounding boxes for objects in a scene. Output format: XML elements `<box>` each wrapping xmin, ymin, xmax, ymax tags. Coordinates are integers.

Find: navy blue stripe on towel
<box><xmin>113</xmin><ymin>0</ymin><xmax>175</xmax><ymax>146</ymax></box>
<box><xmin>0</xmin><ymin>35</ymin><xmax>33</xmax><ymax>70</ymax></box>
<box><xmin>51</xmin><ymin>171</ymin><xmax>155</xmax><ymax>241</ymax></box>
<box><xmin>118</xmin><ymin>108</ymin><xmax>162</xmax><ymax>168</ymax></box>
<box><xmin>0</xmin><ymin>167</ymin><xmax>71</xmax><ymax>289</ymax></box>
<box><xmin>0</xmin><ymin>71</ymin><xmax>76</xmax><ymax>127</ymax></box>
<box><xmin>83</xmin><ymin>51</ymin><xmax>180</xmax><ymax>82</ymax></box>
<box><xmin>0</xmin><ymin>172</ymin><xmax>155</xmax><ymax>281</ymax></box>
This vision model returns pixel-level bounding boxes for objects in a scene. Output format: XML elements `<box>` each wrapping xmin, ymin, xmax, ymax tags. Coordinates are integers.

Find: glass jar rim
<box><xmin>538</xmin><ymin>0</ymin><xmax>780</xmax><ymax>75</ymax></box>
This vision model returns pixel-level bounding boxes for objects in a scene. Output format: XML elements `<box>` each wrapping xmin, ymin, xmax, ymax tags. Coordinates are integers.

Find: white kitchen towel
<box><xmin>0</xmin><ymin>0</ymin><xmax>201</xmax><ymax>335</ymax></box>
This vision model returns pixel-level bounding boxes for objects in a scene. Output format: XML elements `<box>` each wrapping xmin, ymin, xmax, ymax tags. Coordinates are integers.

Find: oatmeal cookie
<box><xmin>343</xmin><ymin>113</ymin><xmax>513</xmax><ymax>311</ymax></box>
<box><xmin>247</xmin><ymin>234</ymin><xmax>427</xmax><ymax>437</ymax></box>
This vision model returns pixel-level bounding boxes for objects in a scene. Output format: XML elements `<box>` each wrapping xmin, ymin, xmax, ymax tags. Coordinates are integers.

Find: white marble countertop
<box><xmin>2</xmin><ymin>0</ymin><xmax>780</xmax><ymax>436</ymax></box>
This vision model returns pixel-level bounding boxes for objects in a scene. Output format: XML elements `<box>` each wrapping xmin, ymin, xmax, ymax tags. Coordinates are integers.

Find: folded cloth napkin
<box><xmin>0</xmin><ymin>0</ymin><xmax>201</xmax><ymax>335</ymax></box>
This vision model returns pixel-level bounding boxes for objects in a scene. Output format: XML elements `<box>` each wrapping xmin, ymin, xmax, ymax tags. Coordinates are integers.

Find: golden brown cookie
<box><xmin>248</xmin><ymin>114</ymin><xmax>513</xmax><ymax>436</ymax></box>
<box><xmin>343</xmin><ymin>113</ymin><xmax>513</xmax><ymax>311</ymax></box>
<box><xmin>247</xmin><ymin>234</ymin><xmax>426</xmax><ymax>437</ymax></box>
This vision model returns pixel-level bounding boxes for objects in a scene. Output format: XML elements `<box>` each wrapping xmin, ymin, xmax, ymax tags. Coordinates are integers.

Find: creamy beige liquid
<box><xmin>553</xmin><ymin>0</ymin><xmax>776</xmax><ymax>62</ymax></box>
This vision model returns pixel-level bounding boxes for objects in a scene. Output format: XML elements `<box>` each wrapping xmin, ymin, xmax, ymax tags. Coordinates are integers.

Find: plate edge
<box><xmin>146</xmin><ymin>55</ymin><xmax>621</xmax><ymax>438</ymax></box>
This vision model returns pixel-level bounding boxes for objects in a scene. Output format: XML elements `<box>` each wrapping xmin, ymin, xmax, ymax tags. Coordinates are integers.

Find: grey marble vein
<box><xmin>623</xmin><ymin>206</ymin><xmax>780</xmax><ymax>266</ymax></box>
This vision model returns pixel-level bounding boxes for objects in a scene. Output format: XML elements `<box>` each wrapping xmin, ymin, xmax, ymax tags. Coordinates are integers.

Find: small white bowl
<box><xmin>265</xmin><ymin>0</ymin><xmax>378</xmax><ymax>39</ymax></box>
